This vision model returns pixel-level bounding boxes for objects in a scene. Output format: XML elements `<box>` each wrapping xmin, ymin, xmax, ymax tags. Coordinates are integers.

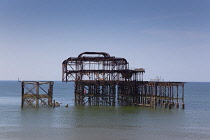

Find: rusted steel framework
<box><xmin>21</xmin><ymin>81</ymin><xmax>54</xmax><ymax>108</ymax></box>
<box><xmin>62</xmin><ymin>52</ymin><xmax>144</xmax><ymax>82</ymax></box>
<box><xmin>62</xmin><ymin>52</ymin><xmax>145</xmax><ymax>106</ymax></box>
<box><xmin>118</xmin><ymin>81</ymin><xmax>184</xmax><ymax>108</ymax></box>
<box><xmin>74</xmin><ymin>81</ymin><xmax>117</xmax><ymax>106</ymax></box>
<box><xmin>62</xmin><ymin>52</ymin><xmax>184</xmax><ymax>108</ymax></box>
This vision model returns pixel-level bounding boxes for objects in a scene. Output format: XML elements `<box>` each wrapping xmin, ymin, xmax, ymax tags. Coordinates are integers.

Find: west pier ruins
<box><xmin>62</xmin><ymin>52</ymin><xmax>185</xmax><ymax>109</ymax></box>
<box><xmin>21</xmin><ymin>81</ymin><xmax>54</xmax><ymax>108</ymax></box>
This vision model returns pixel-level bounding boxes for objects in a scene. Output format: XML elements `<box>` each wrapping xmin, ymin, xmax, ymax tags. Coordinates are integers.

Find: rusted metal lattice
<box><xmin>21</xmin><ymin>81</ymin><xmax>54</xmax><ymax>108</ymax></box>
<box><xmin>62</xmin><ymin>52</ymin><xmax>184</xmax><ymax>108</ymax></box>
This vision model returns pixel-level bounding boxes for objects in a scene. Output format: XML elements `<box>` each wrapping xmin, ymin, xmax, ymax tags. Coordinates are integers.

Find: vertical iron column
<box><xmin>36</xmin><ymin>82</ymin><xmax>39</xmax><ymax>107</ymax></box>
<box><xmin>21</xmin><ymin>82</ymin><xmax>24</xmax><ymax>108</ymax></box>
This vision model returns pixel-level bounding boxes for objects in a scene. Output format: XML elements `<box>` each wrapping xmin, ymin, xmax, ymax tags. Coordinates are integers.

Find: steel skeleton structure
<box><xmin>62</xmin><ymin>52</ymin><xmax>184</xmax><ymax>108</ymax></box>
<box><xmin>21</xmin><ymin>81</ymin><xmax>54</xmax><ymax>108</ymax></box>
<box><xmin>118</xmin><ymin>81</ymin><xmax>184</xmax><ymax>108</ymax></box>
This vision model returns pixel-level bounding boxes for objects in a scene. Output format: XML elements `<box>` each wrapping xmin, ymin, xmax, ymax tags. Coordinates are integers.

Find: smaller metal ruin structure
<box><xmin>62</xmin><ymin>52</ymin><xmax>185</xmax><ymax>109</ymax></box>
<box><xmin>21</xmin><ymin>81</ymin><xmax>54</xmax><ymax>108</ymax></box>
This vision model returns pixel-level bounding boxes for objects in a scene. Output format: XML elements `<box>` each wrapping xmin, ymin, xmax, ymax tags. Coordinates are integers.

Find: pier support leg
<box><xmin>36</xmin><ymin>82</ymin><xmax>39</xmax><ymax>108</ymax></box>
<box><xmin>169</xmin><ymin>103</ymin><xmax>172</xmax><ymax>109</ymax></box>
<box><xmin>182</xmin><ymin>103</ymin><xmax>185</xmax><ymax>109</ymax></box>
<box><xmin>21</xmin><ymin>82</ymin><xmax>24</xmax><ymax>108</ymax></box>
<box><xmin>176</xmin><ymin>103</ymin><xmax>179</xmax><ymax>108</ymax></box>
<box><xmin>164</xmin><ymin>103</ymin><xmax>167</xmax><ymax>108</ymax></box>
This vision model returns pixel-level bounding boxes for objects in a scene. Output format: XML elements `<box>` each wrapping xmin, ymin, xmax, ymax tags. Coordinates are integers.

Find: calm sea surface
<box><xmin>0</xmin><ymin>81</ymin><xmax>209</xmax><ymax>140</ymax></box>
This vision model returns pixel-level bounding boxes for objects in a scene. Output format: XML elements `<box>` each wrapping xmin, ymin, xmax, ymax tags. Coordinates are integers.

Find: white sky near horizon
<box><xmin>0</xmin><ymin>0</ymin><xmax>210</xmax><ymax>82</ymax></box>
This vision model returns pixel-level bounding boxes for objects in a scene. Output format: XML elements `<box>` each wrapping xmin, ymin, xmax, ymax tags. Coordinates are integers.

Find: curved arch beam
<box><xmin>78</xmin><ymin>52</ymin><xmax>110</xmax><ymax>58</ymax></box>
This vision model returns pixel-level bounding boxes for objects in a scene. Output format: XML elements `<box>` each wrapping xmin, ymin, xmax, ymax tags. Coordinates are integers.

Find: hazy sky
<box><xmin>0</xmin><ymin>0</ymin><xmax>210</xmax><ymax>82</ymax></box>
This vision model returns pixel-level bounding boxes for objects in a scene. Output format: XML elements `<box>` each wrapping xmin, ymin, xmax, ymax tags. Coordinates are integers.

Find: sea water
<box><xmin>0</xmin><ymin>81</ymin><xmax>209</xmax><ymax>140</ymax></box>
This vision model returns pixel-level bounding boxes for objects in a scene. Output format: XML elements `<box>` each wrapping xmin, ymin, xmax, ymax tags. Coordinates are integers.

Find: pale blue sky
<box><xmin>0</xmin><ymin>0</ymin><xmax>210</xmax><ymax>82</ymax></box>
